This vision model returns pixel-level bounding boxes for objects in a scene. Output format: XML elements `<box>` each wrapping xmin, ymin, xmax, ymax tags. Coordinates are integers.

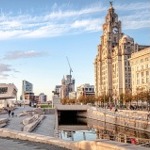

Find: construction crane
<box><xmin>66</xmin><ymin>56</ymin><xmax>73</xmax><ymax>78</ymax></box>
<box><xmin>66</xmin><ymin>56</ymin><xmax>73</xmax><ymax>93</ymax></box>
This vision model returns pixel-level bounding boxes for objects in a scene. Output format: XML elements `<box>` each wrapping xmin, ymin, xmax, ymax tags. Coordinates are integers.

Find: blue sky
<box><xmin>0</xmin><ymin>0</ymin><xmax>150</xmax><ymax>100</ymax></box>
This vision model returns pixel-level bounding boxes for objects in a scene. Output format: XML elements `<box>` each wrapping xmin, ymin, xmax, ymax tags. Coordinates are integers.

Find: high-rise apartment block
<box><xmin>22</xmin><ymin>80</ymin><xmax>34</xmax><ymax>103</ymax></box>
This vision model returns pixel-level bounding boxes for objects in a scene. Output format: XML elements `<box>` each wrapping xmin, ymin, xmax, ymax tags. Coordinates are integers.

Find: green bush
<box><xmin>40</xmin><ymin>104</ymin><xmax>52</xmax><ymax>108</ymax></box>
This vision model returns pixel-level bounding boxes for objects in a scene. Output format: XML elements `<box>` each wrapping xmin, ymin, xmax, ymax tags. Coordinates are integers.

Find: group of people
<box><xmin>3</xmin><ymin>104</ymin><xmax>15</xmax><ymax>117</ymax></box>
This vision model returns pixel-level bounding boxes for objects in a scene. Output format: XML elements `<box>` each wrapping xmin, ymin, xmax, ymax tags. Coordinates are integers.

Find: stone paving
<box><xmin>32</xmin><ymin>114</ymin><xmax>55</xmax><ymax>136</ymax></box>
<box><xmin>0</xmin><ymin>106</ymin><xmax>68</xmax><ymax>150</ymax></box>
<box><xmin>0</xmin><ymin>106</ymin><xmax>34</xmax><ymax>131</ymax></box>
<box><xmin>0</xmin><ymin>137</ymin><xmax>69</xmax><ymax>150</ymax></box>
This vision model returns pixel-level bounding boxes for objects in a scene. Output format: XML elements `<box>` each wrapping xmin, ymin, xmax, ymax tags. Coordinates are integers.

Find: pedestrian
<box><xmin>115</xmin><ymin>108</ymin><xmax>118</xmax><ymax>112</ymax></box>
<box><xmin>8</xmin><ymin>109</ymin><xmax>11</xmax><ymax>117</ymax></box>
<box><xmin>11</xmin><ymin>111</ymin><xmax>14</xmax><ymax>117</ymax></box>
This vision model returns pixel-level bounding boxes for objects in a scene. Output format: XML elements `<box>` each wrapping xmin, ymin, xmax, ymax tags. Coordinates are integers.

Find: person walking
<box><xmin>8</xmin><ymin>109</ymin><xmax>11</xmax><ymax>117</ymax></box>
<box><xmin>11</xmin><ymin>111</ymin><xmax>14</xmax><ymax>117</ymax></box>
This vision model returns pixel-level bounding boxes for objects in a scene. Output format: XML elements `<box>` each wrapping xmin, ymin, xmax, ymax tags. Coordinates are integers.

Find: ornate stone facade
<box><xmin>94</xmin><ymin>4</ymin><xmax>150</xmax><ymax>100</ymax></box>
<box><xmin>129</xmin><ymin>47</ymin><xmax>150</xmax><ymax>94</ymax></box>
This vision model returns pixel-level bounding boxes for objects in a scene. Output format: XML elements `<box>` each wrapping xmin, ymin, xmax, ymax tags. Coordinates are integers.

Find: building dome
<box><xmin>120</xmin><ymin>35</ymin><xmax>134</xmax><ymax>44</ymax></box>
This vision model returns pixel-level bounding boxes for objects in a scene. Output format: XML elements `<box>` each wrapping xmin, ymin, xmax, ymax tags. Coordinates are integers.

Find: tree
<box><xmin>120</xmin><ymin>91</ymin><xmax>132</xmax><ymax>106</ymax></box>
<box><xmin>77</xmin><ymin>95</ymin><xmax>96</xmax><ymax>104</ymax></box>
<box><xmin>142</xmin><ymin>90</ymin><xmax>150</xmax><ymax>110</ymax></box>
<box><xmin>61</xmin><ymin>98</ymin><xmax>69</xmax><ymax>104</ymax></box>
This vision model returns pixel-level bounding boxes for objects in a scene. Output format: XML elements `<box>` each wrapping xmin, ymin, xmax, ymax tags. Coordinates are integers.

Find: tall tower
<box><xmin>60</xmin><ymin>75</ymin><xmax>75</xmax><ymax>99</ymax></box>
<box><xmin>94</xmin><ymin>2</ymin><xmax>133</xmax><ymax>102</ymax></box>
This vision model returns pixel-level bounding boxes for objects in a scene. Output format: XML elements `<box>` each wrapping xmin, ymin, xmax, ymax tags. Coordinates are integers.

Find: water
<box><xmin>1</xmin><ymin>106</ymin><xmax>150</xmax><ymax>148</ymax></box>
<box><xmin>59</xmin><ymin>129</ymin><xmax>96</xmax><ymax>141</ymax></box>
<box><xmin>57</xmin><ymin>118</ymin><xmax>150</xmax><ymax>147</ymax></box>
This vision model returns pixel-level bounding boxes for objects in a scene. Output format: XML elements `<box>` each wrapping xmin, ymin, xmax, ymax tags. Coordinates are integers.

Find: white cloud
<box><xmin>120</xmin><ymin>9</ymin><xmax>150</xmax><ymax>29</ymax></box>
<box><xmin>44</xmin><ymin>6</ymin><xmax>105</xmax><ymax>20</ymax></box>
<box><xmin>71</xmin><ymin>19</ymin><xmax>102</xmax><ymax>32</ymax></box>
<box><xmin>116</xmin><ymin>2</ymin><xmax>150</xmax><ymax>11</ymax></box>
<box><xmin>3</xmin><ymin>50</ymin><xmax>46</xmax><ymax>60</ymax></box>
<box><xmin>0</xmin><ymin>64</ymin><xmax>11</xmax><ymax>78</ymax></box>
<box><xmin>0</xmin><ymin>1</ymin><xmax>149</xmax><ymax>40</ymax></box>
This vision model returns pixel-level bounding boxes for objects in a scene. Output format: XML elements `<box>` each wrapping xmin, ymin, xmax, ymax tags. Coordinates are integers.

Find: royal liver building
<box><xmin>94</xmin><ymin>3</ymin><xmax>149</xmax><ymax>99</ymax></box>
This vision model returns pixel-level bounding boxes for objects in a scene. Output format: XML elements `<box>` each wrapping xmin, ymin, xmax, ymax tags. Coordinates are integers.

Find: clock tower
<box><xmin>95</xmin><ymin>2</ymin><xmax>150</xmax><ymax>107</ymax></box>
<box><xmin>102</xmin><ymin>2</ymin><xmax>122</xmax><ymax>56</ymax></box>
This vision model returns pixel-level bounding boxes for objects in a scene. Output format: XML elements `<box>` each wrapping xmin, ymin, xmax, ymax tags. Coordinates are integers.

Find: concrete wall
<box><xmin>0</xmin><ymin>128</ymin><xmax>149</xmax><ymax>150</ymax></box>
<box><xmin>43</xmin><ymin>108</ymin><xmax>55</xmax><ymax>114</ymax></box>
<box><xmin>87</xmin><ymin>107</ymin><xmax>150</xmax><ymax>132</ymax></box>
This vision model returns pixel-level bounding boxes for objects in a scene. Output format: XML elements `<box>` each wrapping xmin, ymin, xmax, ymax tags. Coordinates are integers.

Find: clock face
<box><xmin>113</xmin><ymin>27</ymin><xmax>118</xmax><ymax>34</ymax></box>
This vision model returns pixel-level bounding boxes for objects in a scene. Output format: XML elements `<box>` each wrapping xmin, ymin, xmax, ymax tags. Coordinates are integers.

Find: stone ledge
<box><xmin>0</xmin><ymin>128</ymin><xmax>149</xmax><ymax>150</ymax></box>
<box><xmin>23</xmin><ymin>115</ymin><xmax>45</xmax><ymax>132</ymax></box>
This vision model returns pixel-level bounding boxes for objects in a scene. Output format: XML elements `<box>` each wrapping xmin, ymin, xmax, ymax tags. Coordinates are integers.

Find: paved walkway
<box><xmin>0</xmin><ymin>106</ymin><xmax>55</xmax><ymax>136</ymax></box>
<box><xmin>32</xmin><ymin>114</ymin><xmax>55</xmax><ymax>136</ymax></box>
<box><xmin>0</xmin><ymin>137</ymin><xmax>69</xmax><ymax>150</ymax></box>
<box><xmin>0</xmin><ymin>106</ymin><xmax>69</xmax><ymax>150</ymax></box>
<box><xmin>0</xmin><ymin>106</ymin><xmax>35</xmax><ymax>131</ymax></box>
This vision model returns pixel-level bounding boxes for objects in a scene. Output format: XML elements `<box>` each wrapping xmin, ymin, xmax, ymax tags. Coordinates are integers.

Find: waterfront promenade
<box><xmin>0</xmin><ymin>106</ymin><xmax>68</xmax><ymax>150</ymax></box>
<box><xmin>0</xmin><ymin>105</ymin><xmax>150</xmax><ymax>150</ymax></box>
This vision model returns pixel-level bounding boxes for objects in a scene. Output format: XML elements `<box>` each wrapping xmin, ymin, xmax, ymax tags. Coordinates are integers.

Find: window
<box><xmin>146</xmin><ymin>71</ymin><xmax>149</xmax><ymax>76</ymax></box>
<box><xmin>146</xmin><ymin>64</ymin><xmax>148</xmax><ymax>68</ymax></box>
<box><xmin>85</xmin><ymin>88</ymin><xmax>88</xmax><ymax>91</ymax></box>
<box><xmin>140</xmin><ymin>59</ymin><xmax>143</xmax><ymax>63</ymax></box>
<box><xmin>146</xmin><ymin>78</ymin><xmax>149</xmax><ymax>83</ymax></box>
<box><xmin>141</xmin><ymin>72</ymin><xmax>144</xmax><ymax>77</ymax></box>
<box><xmin>142</xmin><ymin>78</ymin><xmax>145</xmax><ymax>84</ymax></box>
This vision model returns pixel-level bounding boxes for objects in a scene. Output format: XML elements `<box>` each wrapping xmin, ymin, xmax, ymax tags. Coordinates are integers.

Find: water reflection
<box><xmin>56</xmin><ymin>117</ymin><xmax>150</xmax><ymax>147</ymax></box>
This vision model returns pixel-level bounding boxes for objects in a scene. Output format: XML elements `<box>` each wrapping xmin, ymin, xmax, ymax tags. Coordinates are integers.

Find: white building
<box><xmin>69</xmin><ymin>91</ymin><xmax>77</xmax><ymax>99</ymax></box>
<box><xmin>77</xmin><ymin>84</ymin><xmax>95</xmax><ymax>99</ymax></box>
<box><xmin>52</xmin><ymin>85</ymin><xmax>61</xmax><ymax>107</ymax></box>
<box><xmin>0</xmin><ymin>83</ymin><xmax>17</xmax><ymax>108</ymax></box>
<box><xmin>39</xmin><ymin>93</ymin><xmax>47</xmax><ymax>103</ymax></box>
<box><xmin>53</xmin><ymin>85</ymin><xmax>61</xmax><ymax>96</ymax></box>
<box><xmin>130</xmin><ymin>47</ymin><xmax>150</xmax><ymax>94</ymax></box>
<box><xmin>60</xmin><ymin>75</ymin><xmax>75</xmax><ymax>99</ymax></box>
<box><xmin>52</xmin><ymin>95</ymin><xmax>61</xmax><ymax>108</ymax></box>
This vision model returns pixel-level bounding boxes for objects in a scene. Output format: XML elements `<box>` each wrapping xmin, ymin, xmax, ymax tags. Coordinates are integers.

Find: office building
<box><xmin>77</xmin><ymin>84</ymin><xmax>95</xmax><ymax>99</ymax></box>
<box><xmin>130</xmin><ymin>47</ymin><xmax>150</xmax><ymax>94</ymax></box>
